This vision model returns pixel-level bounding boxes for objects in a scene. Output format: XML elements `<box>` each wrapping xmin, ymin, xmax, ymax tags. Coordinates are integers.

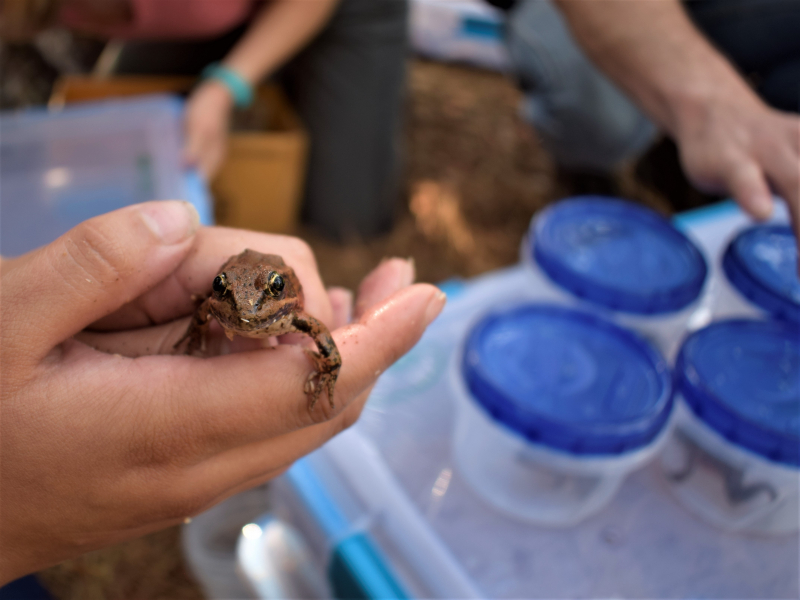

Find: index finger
<box><xmin>90</xmin><ymin>226</ymin><xmax>333</xmax><ymax>330</ymax></box>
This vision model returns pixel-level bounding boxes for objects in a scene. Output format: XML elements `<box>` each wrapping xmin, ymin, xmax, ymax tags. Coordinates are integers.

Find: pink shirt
<box><xmin>61</xmin><ymin>0</ymin><xmax>258</xmax><ymax>40</ymax></box>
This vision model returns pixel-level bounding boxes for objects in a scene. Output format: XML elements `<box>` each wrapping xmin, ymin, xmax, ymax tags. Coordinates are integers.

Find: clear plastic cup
<box><xmin>452</xmin><ymin>303</ymin><xmax>673</xmax><ymax>526</ymax></box>
<box><xmin>523</xmin><ymin>196</ymin><xmax>709</xmax><ymax>360</ymax></box>
<box><xmin>661</xmin><ymin>319</ymin><xmax>800</xmax><ymax>534</ymax></box>
<box><xmin>0</xmin><ymin>94</ymin><xmax>214</xmax><ymax>257</ymax></box>
<box><xmin>714</xmin><ymin>225</ymin><xmax>800</xmax><ymax>323</ymax></box>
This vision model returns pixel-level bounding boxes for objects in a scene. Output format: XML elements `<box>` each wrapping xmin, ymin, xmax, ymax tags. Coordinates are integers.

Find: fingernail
<box><xmin>140</xmin><ymin>201</ymin><xmax>200</xmax><ymax>244</ymax></box>
<box><xmin>423</xmin><ymin>289</ymin><xmax>447</xmax><ymax>327</ymax></box>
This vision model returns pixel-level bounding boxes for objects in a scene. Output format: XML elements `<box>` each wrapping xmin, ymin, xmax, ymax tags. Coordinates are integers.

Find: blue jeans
<box><xmin>506</xmin><ymin>0</ymin><xmax>800</xmax><ymax>172</ymax></box>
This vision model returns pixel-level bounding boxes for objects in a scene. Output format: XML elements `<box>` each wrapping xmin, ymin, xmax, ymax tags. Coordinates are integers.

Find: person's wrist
<box><xmin>201</xmin><ymin>62</ymin><xmax>254</xmax><ymax>108</ymax></box>
<box><xmin>197</xmin><ymin>79</ymin><xmax>236</xmax><ymax>111</ymax></box>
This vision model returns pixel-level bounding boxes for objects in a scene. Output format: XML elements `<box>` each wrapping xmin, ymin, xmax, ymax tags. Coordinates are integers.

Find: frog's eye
<box><xmin>212</xmin><ymin>273</ymin><xmax>228</xmax><ymax>296</ymax></box>
<box><xmin>264</xmin><ymin>271</ymin><xmax>285</xmax><ymax>298</ymax></box>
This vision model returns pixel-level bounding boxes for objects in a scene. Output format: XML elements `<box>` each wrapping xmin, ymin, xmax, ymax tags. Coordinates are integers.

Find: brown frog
<box><xmin>176</xmin><ymin>249</ymin><xmax>341</xmax><ymax>410</ymax></box>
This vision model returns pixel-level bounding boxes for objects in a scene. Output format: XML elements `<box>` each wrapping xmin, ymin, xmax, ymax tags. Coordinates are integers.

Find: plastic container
<box><xmin>182</xmin><ymin>485</ymin><xmax>270</xmax><ymax>599</ymax></box>
<box><xmin>661</xmin><ymin>319</ymin><xmax>800</xmax><ymax>534</ymax></box>
<box><xmin>713</xmin><ymin>225</ymin><xmax>800</xmax><ymax>323</ymax></box>
<box><xmin>451</xmin><ymin>303</ymin><xmax>672</xmax><ymax>525</ymax></box>
<box><xmin>0</xmin><ymin>94</ymin><xmax>213</xmax><ymax>257</ymax></box>
<box><xmin>243</xmin><ymin>204</ymin><xmax>799</xmax><ymax>599</ymax></box>
<box><xmin>410</xmin><ymin>0</ymin><xmax>511</xmax><ymax>72</ymax></box>
<box><xmin>524</xmin><ymin>196</ymin><xmax>709</xmax><ymax>359</ymax></box>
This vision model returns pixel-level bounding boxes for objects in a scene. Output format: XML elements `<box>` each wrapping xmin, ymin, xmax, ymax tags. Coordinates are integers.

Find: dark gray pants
<box><xmin>115</xmin><ymin>0</ymin><xmax>409</xmax><ymax>240</ymax></box>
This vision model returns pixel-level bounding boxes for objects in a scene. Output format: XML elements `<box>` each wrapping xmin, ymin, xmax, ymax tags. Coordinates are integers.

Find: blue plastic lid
<box><xmin>676</xmin><ymin>319</ymin><xmax>800</xmax><ymax>467</ymax></box>
<box><xmin>530</xmin><ymin>197</ymin><xmax>708</xmax><ymax>314</ymax></box>
<box><xmin>462</xmin><ymin>304</ymin><xmax>673</xmax><ymax>456</ymax></box>
<box><xmin>722</xmin><ymin>225</ymin><xmax>800</xmax><ymax>324</ymax></box>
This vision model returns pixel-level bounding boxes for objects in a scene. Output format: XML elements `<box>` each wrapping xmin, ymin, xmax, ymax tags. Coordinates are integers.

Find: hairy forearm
<box><xmin>554</xmin><ymin>0</ymin><xmax>763</xmax><ymax>138</ymax></box>
<box><xmin>222</xmin><ymin>0</ymin><xmax>340</xmax><ymax>84</ymax></box>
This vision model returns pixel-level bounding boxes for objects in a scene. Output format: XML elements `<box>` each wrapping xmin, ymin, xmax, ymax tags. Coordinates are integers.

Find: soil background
<box><xmin>2</xmin><ymin>32</ymin><xmax>695</xmax><ymax>600</ymax></box>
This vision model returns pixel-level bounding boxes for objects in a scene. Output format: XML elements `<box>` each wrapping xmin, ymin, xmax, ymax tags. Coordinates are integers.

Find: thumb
<box><xmin>2</xmin><ymin>201</ymin><xmax>199</xmax><ymax>355</ymax></box>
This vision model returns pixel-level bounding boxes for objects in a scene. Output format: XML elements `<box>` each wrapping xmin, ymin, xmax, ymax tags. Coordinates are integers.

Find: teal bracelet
<box><xmin>201</xmin><ymin>62</ymin><xmax>254</xmax><ymax>108</ymax></box>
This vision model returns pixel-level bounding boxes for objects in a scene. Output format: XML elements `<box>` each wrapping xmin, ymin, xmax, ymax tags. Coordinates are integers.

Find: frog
<box><xmin>175</xmin><ymin>249</ymin><xmax>341</xmax><ymax>410</ymax></box>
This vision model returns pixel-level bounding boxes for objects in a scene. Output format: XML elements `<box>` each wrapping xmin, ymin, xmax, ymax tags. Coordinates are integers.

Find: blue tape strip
<box><xmin>286</xmin><ymin>459</ymin><xmax>350</xmax><ymax>540</ymax></box>
<box><xmin>286</xmin><ymin>460</ymin><xmax>409</xmax><ymax>599</ymax></box>
<box><xmin>182</xmin><ymin>168</ymin><xmax>215</xmax><ymax>226</ymax></box>
<box><xmin>459</xmin><ymin>15</ymin><xmax>504</xmax><ymax>40</ymax></box>
<box><xmin>329</xmin><ymin>534</ymin><xmax>409</xmax><ymax>600</ymax></box>
<box><xmin>672</xmin><ymin>200</ymin><xmax>739</xmax><ymax>230</ymax></box>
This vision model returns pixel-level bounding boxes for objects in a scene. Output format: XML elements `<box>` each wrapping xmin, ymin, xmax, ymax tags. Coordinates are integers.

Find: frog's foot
<box><xmin>174</xmin><ymin>326</ymin><xmax>206</xmax><ymax>355</ymax></box>
<box><xmin>175</xmin><ymin>299</ymin><xmax>212</xmax><ymax>355</ymax></box>
<box><xmin>303</xmin><ymin>350</ymin><xmax>340</xmax><ymax>411</ymax></box>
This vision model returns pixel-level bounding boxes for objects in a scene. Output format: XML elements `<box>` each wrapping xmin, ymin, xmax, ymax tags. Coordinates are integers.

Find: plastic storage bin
<box><xmin>242</xmin><ymin>203</ymin><xmax>799</xmax><ymax>599</ymax></box>
<box><xmin>182</xmin><ymin>486</ymin><xmax>270</xmax><ymax>599</ymax></box>
<box><xmin>410</xmin><ymin>0</ymin><xmax>511</xmax><ymax>72</ymax></box>
<box><xmin>452</xmin><ymin>303</ymin><xmax>673</xmax><ymax>525</ymax></box>
<box><xmin>661</xmin><ymin>319</ymin><xmax>800</xmax><ymax>534</ymax></box>
<box><xmin>0</xmin><ymin>94</ymin><xmax>213</xmax><ymax>257</ymax></box>
<box><xmin>523</xmin><ymin>196</ymin><xmax>709</xmax><ymax>359</ymax></box>
<box><xmin>713</xmin><ymin>225</ymin><xmax>800</xmax><ymax>323</ymax></box>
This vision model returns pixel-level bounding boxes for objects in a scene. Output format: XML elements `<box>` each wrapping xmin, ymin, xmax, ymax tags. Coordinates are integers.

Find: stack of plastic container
<box><xmin>453</xmin><ymin>303</ymin><xmax>673</xmax><ymax>525</ymax></box>
<box><xmin>228</xmin><ymin>197</ymin><xmax>798</xmax><ymax>600</ymax></box>
<box><xmin>662</xmin><ymin>319</ymin><xmax>799</xmax><ymax>535</ymax></box>
<box><xmin>0</xmin><ymin>95</ymin><xmax>213</xmax><ymax>257</ymax></box>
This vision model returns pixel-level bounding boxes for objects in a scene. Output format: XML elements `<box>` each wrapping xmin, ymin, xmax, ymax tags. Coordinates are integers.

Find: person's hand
<box><xmin>0</xmin><ymin>201</ymin><xmax>445</xmax><ymax>584</ymax></box>
<box><xmin>674</xmin><ymin>92</ymin><xmax>800</xmax><ymax>254</ymax></box>
<box><xmin>183</xmin><ymin>80</ymin><xmax>234</xmax><ymax>180</ymax></box>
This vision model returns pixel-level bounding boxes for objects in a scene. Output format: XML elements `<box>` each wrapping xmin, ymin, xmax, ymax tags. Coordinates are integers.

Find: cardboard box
<box><xmin>50</xmin><ymin>75</ymin><xmax>308</xmax><ymax>233</ymax></box>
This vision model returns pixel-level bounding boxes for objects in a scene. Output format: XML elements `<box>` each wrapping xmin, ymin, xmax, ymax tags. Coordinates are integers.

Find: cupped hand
<box><xmin>675</xmin><ymin>93</ymin><xmax>800</xmax><ymax>257</ymax></box>
<box><xmin>0</xmin><ymin>201</ymin><xmax>444</xmax><ymax>584</ymax></box>
<box><xmin>183</xmin><ymin>80</ymin><xmax>234</xmax><ymax>180</ymax></box>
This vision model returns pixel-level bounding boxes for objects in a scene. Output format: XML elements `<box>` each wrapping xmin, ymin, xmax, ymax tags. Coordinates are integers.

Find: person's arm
<box><xmin>221</xmin><ymin>0</ymin><xmax>340</xmax><ymax>86</ymax></box>
<box><xmin>184</xmin><ymin>0</ymin><xmax>340</xmax><ymax>178</ymax></box>
<box><xmin>555</xmin><ymin>0</ymin><xmax>800</xmax><ymax>248</ymax></box>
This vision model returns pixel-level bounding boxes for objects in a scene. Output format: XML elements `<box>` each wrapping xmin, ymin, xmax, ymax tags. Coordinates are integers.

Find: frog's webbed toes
<box><xmin>302</xmin><ymin>347</ymin><xmax>340</xmax><ymax>412</ymax></box>
<box><xmin>304</xmin><ymin>372</ymin><xmax>323</xmax><ymax>411</ymax></box>
<box><xmin>304</xmin><ymin>370</ymin><xmax>337</xmax><ymax>411</ymax></box>
<box><xmin>176</xmin><ymin>329</ymin><xmax>206</xmax><ymax>356</ymax></box>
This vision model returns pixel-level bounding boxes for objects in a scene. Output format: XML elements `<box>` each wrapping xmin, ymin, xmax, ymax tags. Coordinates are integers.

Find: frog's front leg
<box><xmin>174</xmin><ymin>297</ymin><xmax>213</xmax><ymax>355</ymax></box>
<box><xmin>291</xmin><ymin>314</ymin><xmax>342</xmax><ymax>410</ymax></box>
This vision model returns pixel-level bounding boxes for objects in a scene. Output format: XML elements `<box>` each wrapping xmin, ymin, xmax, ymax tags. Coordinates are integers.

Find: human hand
<box><xmin>0</xmin><ymin>201</ymin><xmax>444</xmax><ymax>584</ymax></box>
<box><xmin>183</xmin><ymin>80</ymin><xmax>234</xmax><ymax>180</ymax></box>
<box><xmin>674</xmin><ymin>93</ymin><xmax>800</xmax><ymax>256</ymax></box>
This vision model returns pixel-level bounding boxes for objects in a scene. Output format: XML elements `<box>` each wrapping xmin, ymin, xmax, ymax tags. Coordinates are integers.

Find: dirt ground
<box><xmin>3</xmin><ymin>37</ymin><xmax>683</xmax><ymax>600</ymax></box>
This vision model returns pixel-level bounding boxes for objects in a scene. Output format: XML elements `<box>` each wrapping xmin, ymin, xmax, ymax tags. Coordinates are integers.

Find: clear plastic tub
<box><xmin>410</xmin><ymin>0</ymin><xmax>511</xmax><ymax>72</ymax></box>
<box><xmin>714</xmin><ymin>225</ymin><xmax>800</xmax><ymax>323</ymax></box>
<box><xmin>661</xmin><ymin>319</ymin><xmax>800</xmax><ymax>534</ymax></box>
<box><xmin>0</xmin><ymin>95</ymin><xmax>213</xmax><ymax>257</ymax></box>
<box><xmin>452</xmin><ymin>303</ymin><xmax>673</xmax><ymax>525</ymax></box>
<box><xmin>243</xmin><ymin>204</ymin><xmax>799</xmax><ymax>599</ymax></box>
<box><xmin>182</xmin><ymin>485</ymin><xmax>270</xmax><ymax>599</ymax></box>
<box><xmin>523</xmin><ymin>196</ymin><xmax>709</xmax><ymax>360</ymax></box>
